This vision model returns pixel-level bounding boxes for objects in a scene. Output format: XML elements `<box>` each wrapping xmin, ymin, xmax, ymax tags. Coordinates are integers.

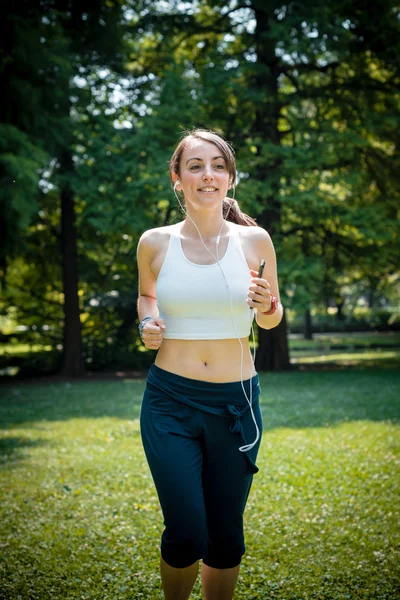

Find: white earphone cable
<box><xmin>173</xmin><ymin>182</ymin><xmax>260</xmax><ymax>452</ymax></box>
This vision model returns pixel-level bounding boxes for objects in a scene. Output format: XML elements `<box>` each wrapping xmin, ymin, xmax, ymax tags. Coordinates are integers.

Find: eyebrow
<box><xmin>186</xmin><ymin>156</ymin><xmax>225</xmax><ymax>164</ymax></box>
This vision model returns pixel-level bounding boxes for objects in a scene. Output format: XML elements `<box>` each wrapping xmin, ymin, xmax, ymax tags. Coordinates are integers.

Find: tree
<box><xmin>128</xmin><ymin>0</ymin><xmax>399</xmax><ymax>369</ymax></box>
<box><xmin>1</xmin><ymin>1</ymin><xmax>127</xmax><ymax>376</ymax></box>
<box><xmin>2</xmin><ymin>1</ymin><xmax>398</xmax><ymax>377</ymax></box>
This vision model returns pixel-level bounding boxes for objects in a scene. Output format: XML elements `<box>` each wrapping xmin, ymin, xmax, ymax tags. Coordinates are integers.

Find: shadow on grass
<box><xmin>0</xmin><ymin>436</ymin><xmax>49</xmax><ymax>467</ymax></box>
<box><xmin>0</xmin><ymin>367</ymin><xmax>399</xmax><ymax>431</ymax></box>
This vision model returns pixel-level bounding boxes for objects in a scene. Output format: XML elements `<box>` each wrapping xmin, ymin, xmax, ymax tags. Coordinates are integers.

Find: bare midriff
<box><xmin>155</xmin><ymin>337</ymin><xmax>255</xmax><ymax>383</ymax></box>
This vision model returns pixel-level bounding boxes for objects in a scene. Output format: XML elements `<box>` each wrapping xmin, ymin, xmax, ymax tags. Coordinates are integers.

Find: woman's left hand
<box><xmin>247</xmin><ymin>269</ymin><xmax>272</xmax><ymax>313</ymax></box>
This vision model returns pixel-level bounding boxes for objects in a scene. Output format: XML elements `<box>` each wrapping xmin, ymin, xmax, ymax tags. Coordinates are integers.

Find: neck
<box><xmin>181</xmin><ymin>210</ymin><xmax>228</xmax><ymax>240</ymax></box>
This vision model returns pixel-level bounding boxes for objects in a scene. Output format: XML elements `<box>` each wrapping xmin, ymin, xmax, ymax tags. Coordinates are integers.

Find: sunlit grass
<box><xmin>289</xmin><ymin>332</ymin><xmax>400</xmax><ymax>350</ymax></box>
<box><xmin>0</xmin><ymin>344</ymin><xmax>52</xmax><ymax>355</ymax></box>
<box><xmin>1</xmin><ymin>369</ymin><xmax>399</xmax><ymax>599</ymax></box>
<box><xmin>292</xmin><ymin>349</ymin><xmax>400</xmax><ymax>366</ymax></box>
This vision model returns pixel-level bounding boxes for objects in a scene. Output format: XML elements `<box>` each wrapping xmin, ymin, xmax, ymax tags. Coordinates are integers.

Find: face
<box><xmin>174</xmin><ymin>139</ymin><xmax>231</xmax><ymax>208</ymax></box>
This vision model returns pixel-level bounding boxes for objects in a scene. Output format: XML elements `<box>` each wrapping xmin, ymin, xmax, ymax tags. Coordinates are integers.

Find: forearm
<box><xmin>256</xmin><ymin>302</ymin><xmax>284</xmax><ymax>330</ymax></box>
<box><xmin>137</xmin><ymin>295</ymin><xmax>159</xmax><ymax>322</ymax></box>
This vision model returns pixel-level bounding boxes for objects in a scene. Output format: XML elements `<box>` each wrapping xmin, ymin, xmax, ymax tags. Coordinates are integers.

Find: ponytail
<box><xmin>223</xmin><ymin>198</ymin><xmax>258</xmax><ymax>227</ymax></box>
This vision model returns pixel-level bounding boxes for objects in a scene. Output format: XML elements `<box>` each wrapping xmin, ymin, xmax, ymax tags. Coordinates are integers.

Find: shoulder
<box><xmin>233</xmin><ymin>223</ymin><xmax>275</xmax><ymax>269</ymax></box>
<box><xmin>137</xmin><ymin>223</ymin><xmax>180</xmax><ymax>254</ymax></box>
<box><xmin>234</xmin><ymin>223</ymin><xmax>273</xmax><ymax>246</ymax></box>
<box><xmin>139</xmin><ymin>223</ymin><xmax>179</xmax><ymax>245</ymax></box>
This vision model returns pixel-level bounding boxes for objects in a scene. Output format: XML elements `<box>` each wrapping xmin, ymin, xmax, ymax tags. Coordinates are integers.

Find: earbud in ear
<box><xmin>174</xmin><ymin>180</ymin><xmax>180</xmax><ymax>190</ymax></box>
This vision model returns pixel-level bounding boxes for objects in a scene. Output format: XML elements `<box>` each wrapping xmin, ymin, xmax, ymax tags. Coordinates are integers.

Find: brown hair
<box><xmin>169</xmin><ymin>128</ymin><xmax>257</xmax><ymax>227</ymax></box>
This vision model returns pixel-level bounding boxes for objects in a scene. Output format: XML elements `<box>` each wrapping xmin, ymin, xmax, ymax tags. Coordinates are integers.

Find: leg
<box><xmin>201</xmin><ymin>563</ymin><xmax>240</xmax><ymax>600</ymax></box>
<box><xmin>140</xmin><ymin>389</ymin><xmax>207</xmax><ymax>596</ymax></box>
<box><xmin>201</xmin><ymin>400</ymin><xmax>263</xmax><ymax>599</ymax></box>
<box><xmin>160</xmin><ymin>557</ymin><xmax>199</xmax><ymax>600</ymax></box>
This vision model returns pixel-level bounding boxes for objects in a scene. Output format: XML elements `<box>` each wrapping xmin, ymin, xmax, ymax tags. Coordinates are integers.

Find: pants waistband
<box><xmin>148</xmin><ymin>363</ymin><xmax>259</xmax><ymax>408</ymax></box>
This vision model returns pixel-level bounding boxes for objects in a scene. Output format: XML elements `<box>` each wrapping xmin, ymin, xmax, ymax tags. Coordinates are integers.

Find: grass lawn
<box><xmin>0</xmin><ymin>368</ymin><xmax>399</xmax><ymax>599</ymax></box>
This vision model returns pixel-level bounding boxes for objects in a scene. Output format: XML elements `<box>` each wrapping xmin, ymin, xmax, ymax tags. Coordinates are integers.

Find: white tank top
<box><xmin>156</xmin><ymin>222</ymin><xmax>255</xmax><ymax>340</ymax></box>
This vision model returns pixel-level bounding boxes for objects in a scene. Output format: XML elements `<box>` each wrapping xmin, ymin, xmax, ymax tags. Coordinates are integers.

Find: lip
<box><xmin>198</xmin><ymin>187</ymin><xmax>218</xmax><ymax>192</ymax></box>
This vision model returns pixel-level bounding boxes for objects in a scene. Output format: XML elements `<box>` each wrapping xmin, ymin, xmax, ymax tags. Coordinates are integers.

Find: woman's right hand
<box><xmin>141</xmin><ymin>318</ymin><xmax>166</xmax><ymax>350</ymax></box>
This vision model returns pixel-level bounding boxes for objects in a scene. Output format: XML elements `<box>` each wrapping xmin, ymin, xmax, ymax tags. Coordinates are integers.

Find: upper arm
<box><xmin>252</xmin><ymin>227</ymin><xmax>281</xmax><ymax>302</ymax></box>
<box><xmin>136</xmin><ymin>231</ymin><xmax>158</xmax><ymax>299</ymax></box>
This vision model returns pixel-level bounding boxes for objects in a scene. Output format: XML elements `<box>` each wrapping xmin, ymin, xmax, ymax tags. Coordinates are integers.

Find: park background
<box><xmin>0</xmin><ymin>1</ymin><xmax>399</xmax><ymax>599</ymax></box>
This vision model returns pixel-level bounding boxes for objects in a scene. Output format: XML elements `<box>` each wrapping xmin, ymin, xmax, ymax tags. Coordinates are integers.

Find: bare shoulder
<box><xmin>139</xmin><ymin>223</ymin><xmax>178</xmax><ymax>245</ymax></box>
<box><xmin>138</xmin><ymin>223</ymin><xmax>179</xmax><ymax>255</ymax></box>
<box><xmin>233</xmin><ymin>223</ymin><xmax>275</xmax><ymax>271</ymax></box>
<box><xmin>234</xmin><ymin>223</ymin><xmax>273</xmax><ymax>246</ymax></box>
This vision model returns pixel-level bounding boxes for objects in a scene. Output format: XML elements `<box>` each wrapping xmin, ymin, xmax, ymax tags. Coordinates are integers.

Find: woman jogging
<box><xmin>137</xmin><ymin>128</ymin><xmax>283</xmax><ymax>600</ymax></box>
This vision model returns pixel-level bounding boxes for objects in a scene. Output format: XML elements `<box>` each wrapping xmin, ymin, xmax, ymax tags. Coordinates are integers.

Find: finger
<box><xmin>249</xmin><ymin>284</ymin><xmax>270</xmax><ymax>294</ymax></box>
<box><xmin>248</xmin><ymin>286</ymin><xmax>271</xmax><ymax>299</ymax></box>
<box><xmin>247</xmin><ymin>298</ymin><xmax>258</xmax><ymax>307</ymax></box>
<box><xmin>248</xmin><ymin>290</ymin><xmax>268</xmax><ymax>302</ymax></box>
<box><xmin>247</xmin><ymin>297</ymin><xmax>270</xmax><ymax>311</ymax></box>
<box><xmin>250</xmin><ymin>277</ymin><xmax>270</xmax><ymax>288</ymax></box>
<box><xmin>146</xmin><ymin>342</ymin><xmax>160</xmax><ymax>349</ymax></box>
<box><xmin>142</xmin><ymin>329</ymin><xmax>161</xmax><ymax>338</ymax></box>
<box><xmin>153</xmin><ymin>318</ymin><xmax>166</xmax><ymax>330</ymax></box>
<box><xmin>144</xmin><ymin>329</ymin><xmax>162</xmax><ymax>337</ymax></box>
<box><xmin>144</xmin><ymin>324</ymin><xmax>163</xmax><ymax>333</ymax></box>
<box><xmin>144</xmin><ymin>335</ymin><xmax>162</xmax><ymax>343</ymax></box>
<box><xmin>247</xmin><ymin>296</ymin><xmax>268</xmax><ymax>309</ymax></box>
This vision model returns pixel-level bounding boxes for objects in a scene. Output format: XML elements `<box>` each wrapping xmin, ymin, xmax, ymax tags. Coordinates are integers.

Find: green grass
<box><xmin>291</xmin><ymin>349</ymin><xmax>400</xmax><ymax>369</ymax></box>
<box><xmin>0</xmin><ymin>344</ymin><xmax>53</xmax><ymax>356</ymax></box>
<box><xmin>288</xmin><ymin>332</ymin><xmax>400</xmax><ymax>351</ymax></box>
<box><xmin>1</xmin><ymin>369</ymin><xmax>400</xmax><ymax>599</ymax></box>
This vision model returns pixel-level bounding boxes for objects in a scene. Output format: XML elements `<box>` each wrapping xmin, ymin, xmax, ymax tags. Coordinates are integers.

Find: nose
<box><xmin>202</xmin><ymin>166</ymin><xmax>214</xmax><ymax>180</ymax></box>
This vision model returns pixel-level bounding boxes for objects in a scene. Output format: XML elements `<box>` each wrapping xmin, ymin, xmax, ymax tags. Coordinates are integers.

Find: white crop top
<box><xmin>156</xmin><ymin>222</ymin><xmax>254</xmax><ymax>340</ymax></box>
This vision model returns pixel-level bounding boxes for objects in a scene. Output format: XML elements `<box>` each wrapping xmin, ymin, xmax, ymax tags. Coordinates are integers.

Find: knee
<box><xmin>161</xmin><ymin>532</ymin><xmax>207</xmax><ymax>569</ymax></box>
<box><xmin>160</xmin><ymin>500</ymin><xmax>208</xmax><ymax>568</ymax></box>
<box><xmin>203</xmin><ymin>541</ymin><xmax>245</xmax><ymax>569</ymax></box>
<box><xmin>203</xmin><ymin>523</ymin><xmax>245</xmax><ymax>569</ymax></box>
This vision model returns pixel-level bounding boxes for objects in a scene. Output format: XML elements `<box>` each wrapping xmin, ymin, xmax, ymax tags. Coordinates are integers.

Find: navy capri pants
<box><xmin>140</xmin><ymin>363</ymin><xmax>263</xmax><ymax>569</ymax></box>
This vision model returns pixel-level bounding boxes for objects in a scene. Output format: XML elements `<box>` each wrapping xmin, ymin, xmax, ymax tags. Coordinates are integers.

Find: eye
<box><xmin>189</xmin><ymin>164</ymin><xmax>201</xmax><ymax>171</ymax></box>
<box><xmin>214</xmin><ymin>164</ymin><xmax>225</xmax><ymax>169</ymax></box>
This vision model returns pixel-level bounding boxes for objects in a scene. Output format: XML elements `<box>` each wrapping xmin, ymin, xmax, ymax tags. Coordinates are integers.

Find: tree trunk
<box><xmin>255</xmin><ymin>311</ymin><xmax>291</xmax><ymax>371</ymax></box>
<box><xmin>336</xmin><ymin>296</ymin><xmax>345</xmax><ymax>321</ymax></box>
<box><xmin>251</xmin><ymin>3</ymin><xmax>291</xmax><ymax>371</ymax></box>
<box><xmin>304</xmin><ymin>307</ymin><xmax>313</xmax><ymax>340</ymax></box>
<box><xmin>60</xmin><ymin>156</ymin><xmax>86</xmax><ymax>377</ymax></box>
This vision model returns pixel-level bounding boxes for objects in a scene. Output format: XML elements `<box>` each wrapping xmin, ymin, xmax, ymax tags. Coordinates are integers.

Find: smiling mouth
<box><xmin>198</xmin><ymin>187</ymin><xmax>218</xmax><ymax>192</ymax></box>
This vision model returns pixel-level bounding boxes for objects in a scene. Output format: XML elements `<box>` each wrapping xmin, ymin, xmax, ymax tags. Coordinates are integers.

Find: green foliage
<box><xmin>0</xmin><ymin>125</ymin><xmax>48</xmax><ymax>222</ymax></box>
<box><xmin>0</xmin><ymin>369</ymin><xmax>399</xmax><ymax>598</ymax></box>
<box><xmin>0</xmin><ymin>5</ymin><xmax>74</xmax><ymax>266</ymax></box>
<box><xmin>1</xmin><ymin>1</ymin><xmax>131</xmax><ymax>372</ymax></box>
<box><xmin>1</xmin><ymin>0</ymin><xmax>399</xmax><ymax>374</ymax></box>
<box><xmin>128</xmin><ymin>0</ymin><xmax>400</xmax><ymax>316</ymax></box>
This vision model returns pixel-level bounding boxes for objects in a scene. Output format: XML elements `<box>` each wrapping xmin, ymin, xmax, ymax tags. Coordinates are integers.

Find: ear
<box><xmin>172</xmin><ymin>173</ymin><xmax>181</xmax><ymax>191</ymax></box>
